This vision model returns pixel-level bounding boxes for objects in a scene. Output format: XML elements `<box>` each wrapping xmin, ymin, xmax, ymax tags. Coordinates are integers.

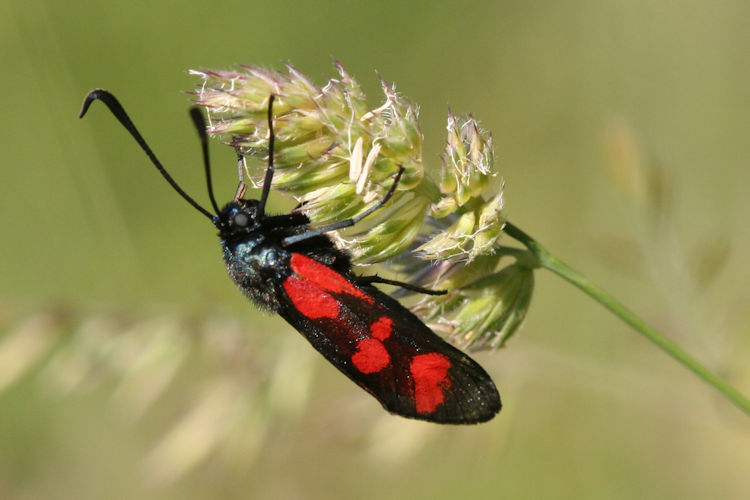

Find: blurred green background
<box><xmin>2</xmin><ymin>1</ymin><xmax>749</xmax><ymax>498</ymax></box>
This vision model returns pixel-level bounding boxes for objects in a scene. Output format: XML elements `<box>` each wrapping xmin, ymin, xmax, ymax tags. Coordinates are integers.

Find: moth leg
<box><xmin>356</xmin><ymin>275</ymin><xmax>447</xmax><ymax>296</ymax></box>
<box><xmin>233</xmin><ymin>147</ymin><xmax>248</xmax><ymax>200</ymax></box>
<box><xmin>281</xmin><ymin>166</ymin><xmax>405</xmax><ymax>246</ymax></box>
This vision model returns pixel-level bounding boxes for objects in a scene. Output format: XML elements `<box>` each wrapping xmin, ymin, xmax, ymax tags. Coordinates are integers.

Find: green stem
<box><xmin>503</xmin><ymin>221</ymin><xmax>750</xmax><ymax>416</ymax></box>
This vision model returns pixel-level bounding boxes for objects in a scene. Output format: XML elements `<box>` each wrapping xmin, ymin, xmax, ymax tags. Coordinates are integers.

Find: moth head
<box><xmin>214</xmin><ymin>199</ymin><xmax>261</xmax><ymax>237</ymax></box>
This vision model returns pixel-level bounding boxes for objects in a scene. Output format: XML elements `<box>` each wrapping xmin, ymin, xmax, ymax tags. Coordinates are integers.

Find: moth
<box><xmin>80</xmin><ymin>90</ymin><xmax>501</xmax><ymax>423</ymax></box>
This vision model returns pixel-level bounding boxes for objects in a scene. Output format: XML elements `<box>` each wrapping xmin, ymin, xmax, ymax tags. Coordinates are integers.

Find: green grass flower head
<box><xmin>190</xmin><ymin>62</ymin><xmax>532</xmax><ymax>349</ymax></box>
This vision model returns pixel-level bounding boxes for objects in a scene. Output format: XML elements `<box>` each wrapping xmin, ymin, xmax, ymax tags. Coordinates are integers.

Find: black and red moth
<box><xmin>79</xmin><ymin>89</ymin><xmax>501</xmax><ymax>424</ymax></box>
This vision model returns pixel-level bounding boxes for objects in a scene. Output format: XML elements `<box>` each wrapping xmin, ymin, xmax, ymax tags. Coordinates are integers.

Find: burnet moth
<box><xmin>79</xmin><ymin>89</ymin><xmax>501</xmax><ymax>424</ymax></box>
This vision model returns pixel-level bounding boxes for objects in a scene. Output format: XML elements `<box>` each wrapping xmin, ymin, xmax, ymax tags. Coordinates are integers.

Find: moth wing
<box><xmin>277</xmin><ymin>253</ymin><xmax>500</xmax><ymax>423</ymax></box>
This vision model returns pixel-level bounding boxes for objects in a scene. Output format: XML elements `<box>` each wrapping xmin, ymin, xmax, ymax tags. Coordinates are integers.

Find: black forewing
<box><xmin>276</xmin><ymin>258</ymin><xmax>501</xmax><ymax>424</ymax></box>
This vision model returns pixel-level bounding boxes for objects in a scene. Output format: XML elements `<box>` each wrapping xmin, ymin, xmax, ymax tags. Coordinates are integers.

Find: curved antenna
<box><xmin>79</xmin><ymin>89</ymin><xmax>214</xmax><ymax>220</ymax></box>
<box><xmin>189</xmin><ymin>108</ymin><xmax>221</xmax><ymax>214</ymax></box>
<box><xmin>256</xmin><ymin>94</ymin><xmax>276</xmax><ymax>219</ymax></box>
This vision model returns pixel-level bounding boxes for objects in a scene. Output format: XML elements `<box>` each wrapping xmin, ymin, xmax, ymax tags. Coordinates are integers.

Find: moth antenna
<box><xmin>256</xmin><ymin>94</ymin><xmax>276</xmax><ymax>218</ymax></box>
<box><xmin>189</xmin><ymin>107</ymin><xmax>221</xmax><ymax>214</ymax></box>
<box><xmin>79</xmin><ymin>89</ymin><xmax>215</xmax><ymax>220</ymax></box>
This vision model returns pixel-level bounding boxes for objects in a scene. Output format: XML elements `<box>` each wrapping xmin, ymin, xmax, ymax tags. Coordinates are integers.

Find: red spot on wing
<box><xmin>290</xmin><ymin>254</ymin><xmax>373</xmax><ymax>303</ymax></box>
<box><xmin>370</xmin><ymin>316</ymin><xmax>393</xmax><ymax>340</ymax></box>
<box><xmin>351</xmin><ymin>317</ymin><xmax>395</xmax><ymax>374</ymax></box>
<box><xmin>352</xmin><ymin>338</ymin><xmax>390</xmax><ymax>374</ymax></box>
<box><xmin>410</xmin><ymin>353</ymin><xmax>452</xmax><ymax>414</ymax></box>
<box><xmin>283</xmin><ymin>276</ymin><xmax>339</xmax><ymax>319</ymax></box>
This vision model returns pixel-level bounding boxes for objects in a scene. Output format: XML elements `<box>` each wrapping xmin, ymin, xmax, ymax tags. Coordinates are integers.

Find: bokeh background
<box><xmin>2</xmin><ymin>1</ymin><xmax>749</xmax><ymax>498</ymax></box>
